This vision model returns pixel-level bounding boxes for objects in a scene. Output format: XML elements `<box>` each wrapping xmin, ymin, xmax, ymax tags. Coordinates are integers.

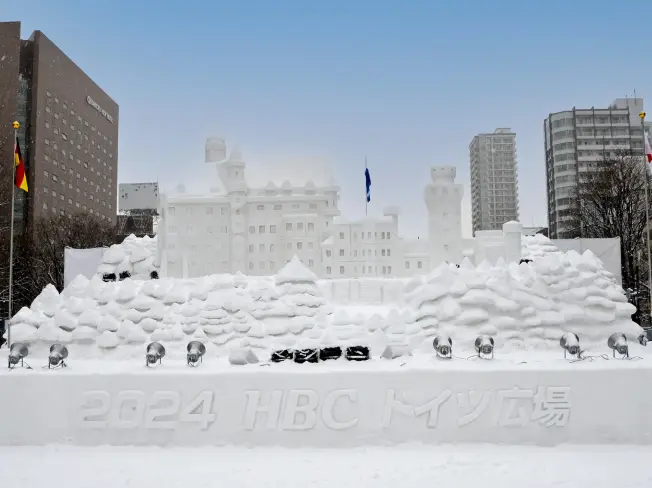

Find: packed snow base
<box><xmin>5</xmin><ymin>237</ymin><xmax>640</xmax><ymax>359</ymax></box>
<box><xmin>2</xmin><ymin>445</ymin><xmax>651</xmax><ymax>488</ymax></box>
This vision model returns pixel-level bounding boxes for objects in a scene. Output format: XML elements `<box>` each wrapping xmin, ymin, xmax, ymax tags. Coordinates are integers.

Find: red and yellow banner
<box><xmin>14</xmin><ymin>137</ymin><xmax>28</xmax><ymax>192</ymax></box>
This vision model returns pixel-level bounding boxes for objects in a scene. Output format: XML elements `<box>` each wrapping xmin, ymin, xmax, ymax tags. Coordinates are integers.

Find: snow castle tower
<box><xmin>424</xmin><ymin>166</ymin><xmax>463</xmax><ymax>268</ymax></box>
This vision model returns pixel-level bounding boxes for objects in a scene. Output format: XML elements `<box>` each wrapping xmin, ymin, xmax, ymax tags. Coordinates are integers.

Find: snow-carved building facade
<box><xmin>157</xmin><ymin>138</ymin><xmax>515</xmax><ymax>279</ymax></box>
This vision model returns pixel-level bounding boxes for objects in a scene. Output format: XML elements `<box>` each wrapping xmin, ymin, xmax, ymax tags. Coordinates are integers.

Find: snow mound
<box><xmin>96</xmin><ymin>234</ymin><xmax>158</xmax><ymax>280</ymax></box>
<box><xmin>6</xmin><ymin>245</ymin><xmax>641</xmax><ymax>358</ymax></box>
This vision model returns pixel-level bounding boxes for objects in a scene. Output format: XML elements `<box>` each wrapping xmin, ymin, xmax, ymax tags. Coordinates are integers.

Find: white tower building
<box><xmin>424</xmin><ymin>167</ymin><xmax>464</xmax><ymax>266</ymax></box>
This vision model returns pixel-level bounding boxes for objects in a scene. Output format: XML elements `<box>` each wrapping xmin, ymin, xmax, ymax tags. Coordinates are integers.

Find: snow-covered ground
<box><xmin>2</xmin><ymin>445</ymin><xmax>651</xmax><ymax>488</ymax></box>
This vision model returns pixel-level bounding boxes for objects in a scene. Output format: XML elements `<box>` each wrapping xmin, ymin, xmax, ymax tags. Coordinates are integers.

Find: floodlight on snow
<box><xmin>474</xmin><ymin>335</ymin><xmax>494</xmax><ymax>359</ymax></box>
<box><xmin>608</xmin><ymin>333</ymin><xmax>629</xmax><ymax>359</ymax></box>
<box><xmin>48</xmin><ymin>344</ymin><xmax>68</xmax><ymax>369</ymax></box>
<box><xmin>186</xmin><ymin>341</ymin><xmax>206</xmax><ymax>367</ymax></box>
<box><xmin>433</xmin><ymin>336</ymin><xmax>452</xmax><ymax>359</ymax></box>
<box><xmin>145</xmin><ymin>342</ymin><xmax>165</xmax><ymax>367</ymax></box>
<box><xmin>560</xmin><ymin>332</ymin><xmax>581</xmax><ymax>359</ymax></box>
<box><xmin>8</xmin><ymin>342</ymin><xmax>29</xmax><ymax>369</ymax></box>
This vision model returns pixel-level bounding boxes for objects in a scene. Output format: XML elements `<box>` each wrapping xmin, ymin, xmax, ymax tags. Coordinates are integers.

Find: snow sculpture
<box><xmin>424</xmin><ymin>167</ymin><xmax>464</xmax><ymax>269</ymax></box>
<box><xmin>7</xmin><ymin>235</ymin><xmax>641</xmax><ymax>358</ymax></box>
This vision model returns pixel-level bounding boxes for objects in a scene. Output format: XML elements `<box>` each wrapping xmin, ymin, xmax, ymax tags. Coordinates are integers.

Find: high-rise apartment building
<box><xmin>469</xmin><ymin>128</ymin><xmax>519</xmax><ymax>234</ymax></box>
<box><xmin>544</xmin><ymin>98</ymin><xmax>645</xmax><ymax>238</ymax></box>
<box><xmin>0</xmin><ymin>21</ymin><xmax>118</xmax><ymax>233</ymax></box>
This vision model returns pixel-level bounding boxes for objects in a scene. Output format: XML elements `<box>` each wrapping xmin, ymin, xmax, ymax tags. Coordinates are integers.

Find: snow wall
<box><xmin>2</xmin><ymin>361</ymin><xmax>652</xmax><ymax>447</ymax></box>
<box><xmin>2</xmin><ymin>236</ymin><xmax>648</xmax><ymax>448</ymax></box>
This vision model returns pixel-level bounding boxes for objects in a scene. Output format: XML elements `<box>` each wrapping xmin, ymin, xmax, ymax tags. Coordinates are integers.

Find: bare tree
<box><xmin>21</xmin><ymin>213</ymin><xmax>117</xmax><ymax>294</ymax></box>
<box><xmin>565</xmin><ymin>149</ymin><xmax>651</xmax><ymax>308</ymax></box>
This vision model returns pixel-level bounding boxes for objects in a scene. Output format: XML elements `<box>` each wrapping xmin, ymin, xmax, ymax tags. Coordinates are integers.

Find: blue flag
<box><xmin>365</xmin><ymin>167</ymin><xmax>371</xmax><ymax>203</ymax></box>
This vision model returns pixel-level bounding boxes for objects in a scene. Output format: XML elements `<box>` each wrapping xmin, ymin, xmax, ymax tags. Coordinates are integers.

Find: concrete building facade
<box><xmin>469</xmin><ymin>128</ymin><xmax>519</xmax><ymax>234</ymax></box>
<box><xmin>0</xmin><ymin>21</ymin><xmax>118</xmax><ymax>232</ymax></box>
<box><xmin>544</xmin><ymin>98</ymin><xmax>646</xmax><ymax>238</ymax></box>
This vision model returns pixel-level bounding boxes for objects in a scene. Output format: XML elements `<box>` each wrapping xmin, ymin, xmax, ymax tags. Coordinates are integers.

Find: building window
<box><xmin>287</xmin><ymin>243</ymin><xmax>292</xmax><ymax>250</ymax></box>
<box><xmin>339</xmin><ymin>266</ymin><xmax>345</xmax><ymax>275</ymax></box>
<box><xmin>326</xmin><ymin>266</ymin><xmax>331</xmax><ymax>274</ymax></box>
<box><xmin>387</xmin><ymin>249</ymin><xmax>391</xmax><ymax>256</ymax></box>
<box><xmin>308</xmin><ymin>242</ymin><xmax>313</xmax><ymax>250</ymax></box>
<box><xmin>339</xmin><ymin>249</ymin><xmax>344</xmax><ymax>257</ymax></box>
<box><xmin>270</xmin><ymin>261</ymin><xmax>276</xmax><ymax>270</ymax></box>
<box><xmin>248</xmin><ymin>244</ymin><xmax>254</xmax><ymax>253</ymax></box>
<box><xmin>270</xmin><ymin>225</ymin><xmax>276</xmax><ymax>233</ymax></box>
<box><xmin>297</xmin><ymin>222</ymin><xmax>304</xmax><ymax>231</ymax></box>
<box><xmin>249</xmin><ymin>226</ymin><xmax>255</xmax><ymax>234</ymax></box>
<box><xmin>257</xmin><ymin>205</ymin><xmax>265</xmax><ymax>211</ymax></box>
<box><xmin>388</xmin><ymin>266</ymin><xmax>392</xmax><ymax>274</ymax></box>
<box><xmin>308</xmin><ymin>259</ymin><xmax>314</xmax><ymax>268</ymax></box>
<box><xmin>258</xmin><ymin>244</ymin><xmax>265</xmax><ymax>253</ymax></box>
<box><xmin>387</xmin><ymin>232</ymin><xmax>391</xmax><ymax>239</ymax></box>
<box><xmin>258</xmin><ymin>225</ymin><xmax>265</xmax><ymax>234</ymax></box>
<box><xmin>286</xmin><ymin>223</ymin><xmax>292</xmax><ymax>231</ymax></box>
<box><xmin>326</xmin><ymin>250</ymin><xmax>332</xmax><ymax>257</ymax></box>
<box><xmin>274</xmin><ymin>204</ymin><xmax>282</xmax><ymax>210</ymax></box>
<box><xmin>339</xmin><ymin>232</ymin><xmax>344</xmax><ymax>239</ymax></box>
<box><xmin>248</xmin><ymin>262</ymin><xmax>253</xmax><ymax>271</ymax></box>
<box><xmin>42</xmin><ymin>203</ymin><xmax>47</xmax><ymax>210</ymax></box>
<box><xmin>307</xmin><ymin>222</ymin><xmax>314</xmax><ymax>232</ymax></box>
<box><xmin>381</xmin><ymin>232</ymin><xmax>386</xmax><ymax>239</ymax></box>
<box><xmin>382</xmin><ymin>249</ymin><xmax>386</xmax><ymax>257</ymax></box>
<box><xmin>297</xmin><ymin>242</ymin><xmax>303</xmax><ymax>250</ymax></box>
<box><xmin>417</xmin><ymin>261</ymin><xmax>422</xmax><ymax>269</ymax></box>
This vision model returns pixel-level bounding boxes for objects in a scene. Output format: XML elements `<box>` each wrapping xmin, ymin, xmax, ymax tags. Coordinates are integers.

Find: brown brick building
<box><xmin>0</xmin><ymin>21</ymin><xmax>118</xmax><ymax>233</ymax></box>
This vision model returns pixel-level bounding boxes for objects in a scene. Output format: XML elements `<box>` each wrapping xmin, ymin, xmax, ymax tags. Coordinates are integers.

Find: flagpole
<box><xmin>639</xmin><ymin>111</ymin><xmax>652</xmax><ymax>323</ymax></box>
<box><xmin>7</xmin><ymin>121</ymin><xmax>19</xmax><ymax>348</ymax></box>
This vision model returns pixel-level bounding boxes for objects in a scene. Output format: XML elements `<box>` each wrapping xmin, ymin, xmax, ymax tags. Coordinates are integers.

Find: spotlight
<box><xmin>186</xmin><ymin>340</ymin><xmax>206</xmax><ymax>366</ymax></box>
<box><xmin>474</xmin><ymin>335</ymin><xmax>494</xmax><ymax>359</ymax></box>
<box><xmin>8</xmin><ymin>342</ymin><xmax>29</xmax><ymax>369</ymax></box>
<box><xmin>145</xmin><ymin>342</ymin><xmax>165</xmax><ymax>367</ymax></box>
<box><xmin>608</xmin><ymin>332</ymin><xmax>629</xmax><ymax>358</ymax></box>
<box><xmin>433</xmin><ymin>336</ymin><xmax>452</xmax><ymax>359</ymax></box>
<box><xmin>48</xmin><ymin>344</ymin><xmax>68</xmax><ymax>368</ymax></box>
<box><xmin>560</xmin><ymin>332</ymin><xmax>581</xmax><ymax>359</ymax></box>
